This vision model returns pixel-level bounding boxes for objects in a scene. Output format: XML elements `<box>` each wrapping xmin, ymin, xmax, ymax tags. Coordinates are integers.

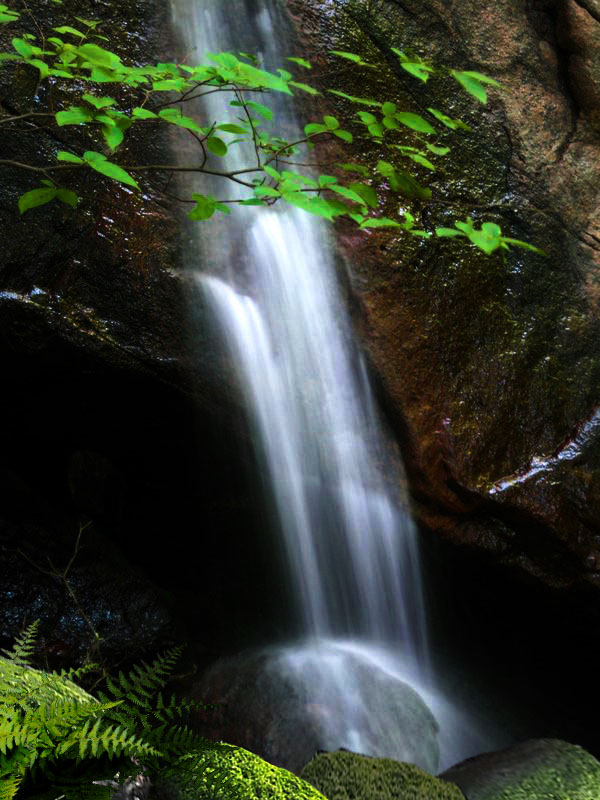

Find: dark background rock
<box><xmin>0</xmin><ymin>0</ymin><xmax>287</xmax><ymax>668</ymax></box>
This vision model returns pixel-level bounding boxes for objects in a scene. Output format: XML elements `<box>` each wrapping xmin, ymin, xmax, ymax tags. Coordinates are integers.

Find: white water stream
<box><xmin>171</xmin><ymin>0</ymin><xmax>493</xmax><ymax>772</ymax></box>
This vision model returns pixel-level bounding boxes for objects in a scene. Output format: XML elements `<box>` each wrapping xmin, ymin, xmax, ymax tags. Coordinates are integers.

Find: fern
<box><xmin>0</xmin><ymin>624</ymin><xmax>227</xmax><ymax>800</ymax></box>
<box><xmin>1</xmin><ymin>623</ymin><xmax>40</xmax><ymax>667</ymax></box>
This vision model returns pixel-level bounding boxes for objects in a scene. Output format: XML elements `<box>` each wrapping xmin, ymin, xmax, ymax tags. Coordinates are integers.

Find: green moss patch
<box><xmin>164</xmin><ymin>743</ymin><xmax>329</xmax><ymax>800</ymax></box>
<box><xmin>300</xmin><ymin>750</ymin><xmax>464</xmax><ymax>800</ymax></box>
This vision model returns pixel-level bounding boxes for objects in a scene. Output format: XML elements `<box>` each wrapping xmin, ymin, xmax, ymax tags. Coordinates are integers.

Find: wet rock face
<box><xmin>287</xmin><ymin>0</ymin><xmax>600</xmax><ymax>593</ymax></box>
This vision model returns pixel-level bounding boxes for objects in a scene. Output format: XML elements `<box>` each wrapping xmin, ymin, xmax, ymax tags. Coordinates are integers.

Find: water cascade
<box><xmin>171</xmin><ymin>0</ymin><xmax>490</xmax><ymax>773</ymax></box>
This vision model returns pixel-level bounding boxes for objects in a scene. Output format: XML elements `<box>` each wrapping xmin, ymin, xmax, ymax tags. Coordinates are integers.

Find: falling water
<box><xmin>169</xmin><ymin>0</ymin><xmax>492</xmax><ymax>771</ymax></box>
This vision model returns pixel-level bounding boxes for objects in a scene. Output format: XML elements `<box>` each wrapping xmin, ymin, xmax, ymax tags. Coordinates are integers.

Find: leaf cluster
<box><xmin>0</xmin><ymin>4</ymin><xmax>540</xmax><ymax>256</ymax></box>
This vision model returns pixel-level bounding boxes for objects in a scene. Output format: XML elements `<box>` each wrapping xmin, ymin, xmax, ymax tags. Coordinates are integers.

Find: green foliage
<box><xmin>0</xmin><ymin>624</ymin><xmax>250</xmax><ymax>800</ymax></box>
<box><xmin>435</xmin><ymin>218</ymin><xmax>545</xmax><ymax>255</ymax></box>
<box><xmin>0</xmin><ymin>6</ymin><xmax>538</xmax><ymax>256</ymax></box>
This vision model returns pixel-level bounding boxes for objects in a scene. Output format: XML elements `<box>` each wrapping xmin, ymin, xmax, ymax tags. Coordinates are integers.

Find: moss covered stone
<box><xmin>163</xmin><ymin>744</ymin><xmax>329</xmax><ymax>800</ymax></box>
<box><xmin>441</xmin><ymin>739</ymin><xmax>600</xmax><ymax>800</ymax></box>
<box><xmin>300</xmin><ymin>750</ymin><xmax>464</xmax><ymax>800</ymax></box>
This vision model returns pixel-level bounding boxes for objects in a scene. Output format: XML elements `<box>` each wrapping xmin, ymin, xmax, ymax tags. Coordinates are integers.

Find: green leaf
<box><xmin>188</xmin><ymin>194</ymin><xmax>216</xmax><ymax>220</ymax></box>
<box><xmin>282</xmin><ymin>190</ymin><xmax>342</xmax><ymax>220</ymax></box>
<box><xmin>450</xmin><ymin>70</ymin><xmax>501</xmax><ymax>105</ymax></box>
<box><xmin>289</xmin><ymin>81</ymin><xmax>320</xmax><ymax>95</ymax></box>
<box><xmin>230</xmin><ymin>100</ymin><xmax>273</xmax><ymax>121</ymax></box>
<box><xmin>394</xmin><ymin>112</ymin><xmax>436</xmax><ymax>134</ymax></box>
<box><xmin>390</xmin><ymin>48</ymin><xmax>434</xmax><ymax>82</ymax></box>
<box><xmin>427</xmin><ymin>107</ymin><xmax>471</xmax><ymax>131</ymax></box>
<box><xmin>152</xmin><ymin>78</ymin><xmax>189</xmax><ymax>91</ymax></box>
<box><xmin>12</xmin><ymin>37</ymin><xmax>35</xmax><ymax>57</ymax></box>
<box><xmin>254</xmin><ymin>185</ymin><xmax>281</xmax><ymax>198</ymax></box>
<box><xmin>435</xmin><ymin>227</ymin><xmax>465</xmax><ymax>238</ymax></box>
<box><xmin>158</xmin><ymin>108</ymin><xmax>203</xmax><ymax>134</ymax></box>
<box><xmin>57</xmin><ymin>150</ymin><xmax>84</xmax><ymax>164</ymax></box>
<box><xmin>333</xmin><ymin>129</ymin><xmax>353</xmax><ymax>143</ymax></box>
<box><xmin>360</xmin><ymin>217</ymin><xmax>402</xmax><ymax>228</ymax></box>
<box><xmin>382</xmin><ymin>102</ymin><xmax>397</xmax><ymax>116</ymax></box>
<box><xmin>55</xmin><ymin>106</ymin><xmax>94</xmax><ymax>126</ymax></box>
<box><xmin>18</xmin><ymin>187</ymin><xmax>57</xmax><ymax>214</ymax></box>
<box><xmin>367</xmin><ymin>123</ymin><xmax>385</xmax><ymax>138</ymax></box>
<box><xmin>382</xmin><ymin>116</ymin><xmax>399</xmax><ymax>130</ymax></box>
<box><xmin>83</xmin><ymin>151</ymin><xmax>139</xmax><ymax>189</ymax></box>
<box><xmin>328</xmin><ymin>89</ymin><xmax>381</xmax><ymax>107</ymax></box>
<box><xmin>407</xmin><ymin>152</ymin><xmax>436</xmax><ymax>170</ymax></box>
<box><xmin>101</xmin><ymin>123</ymin><xmax>124</xmax><ymax>150</ymax></box>
<box><xmin>76</xmin><ymin>42</ymin><xmax>121</xmax><ymax>69</ymax></box>
<box><xmin>0</xmin><ymin>5</ymin><xmax>19</xmax><ymax>23</ymax></box>
<box><xmin>357</xmin><ymin>111</ymin><xmax>377</xmax><ymax>125</ymax></box>
<box><xmin>318</xmin><ymin>175</ymin><xmax>338</xmax><ymax>187</ymax></box>
<box><xmin>467</xmin><ymin>221</ymin><xmax>502</xmax><ymax>253</ymax></box>
<box><xmin>27</xmin><ymin>59</ymin><xmax>49</xmax><ymax>78</ymax></box>
<box><xmin>262</xmin><ymin>165</ymin><xmax>281</xmax><ymax>181</ymax></box>
<box><xmin>233</xmin><ymin>60</ymin><xmax>293</xmax><ymax>94</ymax></box>
<box><xmin>328</xmin><ymin>184</ymin><xmax>367</xmax><ymax>206</ymax></box>
<box><xmin>348</xmin><ymin>182</ymin><xmax>378</xmax><ymax>208</ymax></box>
<box><xmin>330</xmin><ymin>50</ymin><xmax>362</xmax><ymax>63</ymax></box>
<box><xmin>53</xmin><ymin>25</ymin><xmax>85</xmax><ymax>37</ymax></box>
<box><xmin>287</xmin><ymin>56</ymin><xmax>311</xmax><ymax>69</ymax></box>
<box><xmin>216</xmin><ymin>123</ymin><xmax>248</xmax><ymax>134</ymax></box>
<box><xmin>56</xmin><ymin>188</ymin><xmax>79</xmax><ymax>208</ymax></box>
<box><xmin>501</xmin><ymin>236</ymin><xmax>546</xmax><ymax>255</ymax></box>
<box><xmin>304</xmin><ymin>122</ymin><xmax>327</xmax><ymax>136</ymax></box>
<box><xmin>426</xmin><ymin>143</ymin><xmax>451</xmax><ymax>155</ymax></box>
<box><xmin>206</xmin><ymin>136</ymin><xmax>228</xmax><ymax>157</ymax></box>
<box><xmin>132</xmin><ymin>107</ymin><xmax>158</xmax><ymax>119</ymax></box>
<box><xmin>459</xmin><ymin>70</ymin><xmax>502</xmax><ymax>86</ymax></box>
<box><xmin>323</xmin><ymin>115</ymin><xmax>340</xmax><ymax>130</ymax></box>
<box><xmin>400</xmin><ymin>61</ymin><xmax>433</xmax><ymax>82</ymax></box>
<box><xmin>82</xmin><ymin>93</ymin><xmax>115</xmax><ymax>109</ymax></box>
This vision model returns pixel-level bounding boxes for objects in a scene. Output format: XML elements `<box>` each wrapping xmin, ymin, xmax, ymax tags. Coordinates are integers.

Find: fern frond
<box><xmin>0</xmin><ymin>623</ymin><xmax>39</xmax><ymax>667</ymax></box>
<box><xmin>97</xmin><ymin>648</ymin><xmax>183</xmax><ymax>724</ymax></box>
<box><xmin>0</xmin><ymin>774</ymin><xmax>21</xmax><ymax>800</ymax></box>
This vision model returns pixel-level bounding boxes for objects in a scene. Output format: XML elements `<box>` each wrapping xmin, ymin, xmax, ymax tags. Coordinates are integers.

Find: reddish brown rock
<box><xmin>288</xmin><ymin>0</ymin><xmax>600</xmax><ymax>592</ymax></box>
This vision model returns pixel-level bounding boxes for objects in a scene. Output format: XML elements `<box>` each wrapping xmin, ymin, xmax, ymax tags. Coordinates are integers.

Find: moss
<box><xmin>164</xmin><ymin>744</ymin><xmax>329</xmax><ymax>800</ymax></box>
<box><xmin>442</xmin><ymin>740</ymin><xmax>600</xmax><ymax>800</ymax></box>
<box><xmin>300</xmin><ymin>751</ymin><xmax>464</xmax><ymax>800</ymax></box>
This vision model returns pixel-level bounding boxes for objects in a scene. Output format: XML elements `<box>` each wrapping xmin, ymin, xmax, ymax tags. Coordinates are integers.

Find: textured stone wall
<box><xmin>287</xmin><ymin>0</ymin><xmax>600</xmax><ymax>594</ymax></box>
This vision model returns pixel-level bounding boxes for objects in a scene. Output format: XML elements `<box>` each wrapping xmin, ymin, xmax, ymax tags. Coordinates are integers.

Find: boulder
<box><xmin>158</xmin><ymin>744</ymin><xmax>328</xmax><ymax>800</ymax></box>
<box><xmin>440</xmin><ymin>738</ymin><xmax>600</xmax><ymax>799</ymax></box>
<box><xmin>191</xmin><ymin>642</ymin><xmax>440</xmax><ymax>775</ymax></box>
<box><xmin>300</xmin><ymin>750</ymin><xmax>464</xmax><ymax>800</ymax></box>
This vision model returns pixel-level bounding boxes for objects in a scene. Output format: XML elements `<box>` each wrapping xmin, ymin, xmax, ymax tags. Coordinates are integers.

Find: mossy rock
<box><xmin>440</xmin><ymin>739</ymin><xmax>600</xmax><ymax>800</ymax></box>
<box><xmin>300</xmin><ymin>750</ymin><xmax>464</xmax><ymax>800</ymax></box>
<box><xmin>162</xmin><ymin>743</ymin><xmax>329</xmax><ymax>800</ymax></box>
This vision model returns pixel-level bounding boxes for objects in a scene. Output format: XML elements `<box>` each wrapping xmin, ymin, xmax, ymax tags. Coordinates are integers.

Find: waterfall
<box><xmin>169</xmin><ymin>0</ymin><xmax>491</xmax><ymax>773</ymax></box>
